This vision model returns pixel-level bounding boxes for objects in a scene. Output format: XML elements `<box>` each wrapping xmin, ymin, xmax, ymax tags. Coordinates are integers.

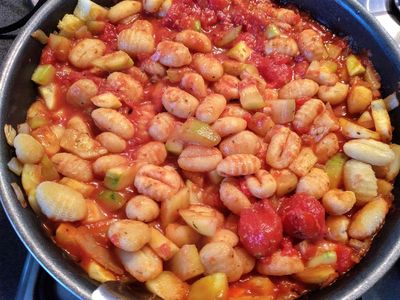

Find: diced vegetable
<box><xmin>320</xmin><ymin>60</ymin><xmax>338</xmax><ymax>73</ymax></box>
<box><xmin>8</xmin><ymin>157</ymin><xmax>23</xmax><ymax>176</ymax></box>
<box><xmin>265</xmin><ymin>24</ymin><xmax>280</xmax><ymax>39</ymax></box>
<box><xmin>307</xmin><ymin>251</ymin><xmax>337</xmax><ymax>268</ymax></box>
<box><xmin>85</xmin><ymin>260</ymin><xmax>116</xmax><ymax>283</ymax></box>
<box><xmin>165</xmin><ymin>138</ymin><xmax>184</xmax><ymax>155</ymax></box>
<box><xmin>59</xmin><ymin>177</ymin><xmax>95</xmax><ymax>197</ymax></box>
<box><xmin>21</xmin><ymin>164</ymin><xmax>41</xmax><ymax>194</ymax></box>
<box><xmin>240</xmin><ymin>64</ymin><xmax>259</xmax><ymax>78</ymax></box>
<box><xmin>73</xmin><ymin>0</ymin><xmax>108</xmax><ymax>21</ymax></box>
<box><xmin>57</xmin><ymin>14</ymin><xmax>85</xmax><ymax>38</ymax></box>
<box><xmin>97</xmin><ymin>190</ymin><xmax>126</xmax><ymax>211</ymax></box>
<box><xmin>179</xmin><ymin>204</ymin><xmax>224</xmax><ymax>237</ymax></box>
<box><xmin>31</xmin><ymin>30</ymin><xmax>48</xmax><ymax>44</ymax></box>
<box><xmin>339</xmin><ymin>118</ymin><xmax>380</xmax><ymax>140</ymax></box>
<box><xmin>295</xmin><ymin>265</ymin><xmax>337</xmax><ymax>285</ymax></box>
<box><xmin>86</xmin><ymin>21</ymin><xmax>106</xmax><ymax>34</ymax></box>
<box><xmin>169</xmin><ymin>245</ymin><xmax>205</xmax><ymax>281</ymax></box>
<box><xmin>269</xmin><ymin>99</ymin><xmax>296</xmax><ymax>124</ymax></box>
<box><xmin>194</xmin><ymin>20</ymin><xmax>202</xmax><ymax>32</ymax></box>
<box><xmin>92</xmin><ymin>51</ymin><xmax>134</xmax><ymax>72</ymax></box>
<box><xmin>383</xmin><ymin>92</ymin><xmax>400</xmax><ymax>111</ymax></box>
<box><xmin>371</xmin><ymin>99</ymin><xmax>392</xmax><ymax>142</ymax></box>
<box><xmin>347</xmin><ymin>85</ymin><xmax>372</xmax><ymax>114</ymax></box>
<box><xmin>346</xmin><ymin>54</ymin><xmax>366</xmax><ymax>76</ymax></box>
<box><xmin>180</xmin><ymin>119</ymin><xmax>221</xmax><ymax>147</ymax></box>
<box><xmin>386</xmin><ymin>144</ymin><xmax>400</xmax><ymax>181</ymax></box>
<box><xmin>188</xmin><ymin>273</ymin><xmax>228</xmax><ymax>300</ymax></box>
<box><xmin>48</xmin><ymin>34</ymin><xmax>72</xmax><ymax>62</ymax></box>
<box><xmin>239</xmin><ymin>85</ymin><xmax>266</xmax><ymax>110</ymax></box>
<box><xmin>357</xmin><ymin>111</ymin><xmax>374</xmax><ymax>129</ymax></box>
<box><xmin>148</xmin><ymin>227</ymin><xmax>179</xmax><ymax>261</ymax></box>
<box><xmin>104</xmin><ymin>166</ymin><xmax>136</xmax><ymax>191</ymax></box>
<box><xmin>31</xmin><ymin>65</ymin><xmax>56</xmax><ymax>85</ymax></box>
<box><xmin>146</xmin><ymin>271</ymin><xmax>189</xmax><ymax>300</ymax></box>
<box><xmin>40</xmin><ymin>155</ymin><xmax>60</xmax><ymax>181</ymax></box>
<box><xmin>27</xmin><ymin>190</ymin><xmax>41</xmax><ymax>215</ymax></box>
<box><xmin>39</xmin><ymin>83</ymin><xmax>59</xmax><ymax>110</ymax></box>
<box><xmin>55</xmin><ymin>223</ymin><xmax>80</xmax><ymax>257</ymax></box>
<box><xmin>325</xmin><ymin>44</ymin><xmax>342</xmax><ymax>59</ymax></box>
<box><xmin>226</xmin><ymin>41</ymin><xmax>252</xmax><ymax>62</ymax></box>
<box><xmin>10</xmin><ymin>182</ymin><xmax>27</xmax><ymax>208</ymax></box>
<box><xmin>325</xmin><ymin>153</ymin><xmax>347</xmax><ymax>189</ymax></box>
<box><xmin>365</xmin><ymin>66</ymin><xmax>381</xmax><ymax>90</ymax></box>
<box><xmin>160</xmin><ymin>187</ymin><xmax>190</xmax><ymax>228</ymax></box>
<box><xmin>215</xmin><ymin>26</ymin><xmax>242</xmax><ymax>48</ymax></box>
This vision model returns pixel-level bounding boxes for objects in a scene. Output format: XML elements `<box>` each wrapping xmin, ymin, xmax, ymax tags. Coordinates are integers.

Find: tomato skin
<box><xmin>208</xmin><ymin>0</ymin><xmax>230</xmax><ymax>10</ymax></box>
<box><xmin>335</xmin><ymin>244</ymin><xmax>354</xmax><ymax>273</ymax></box>
<box><xmin>238</xmin><ymin>200</ymin><xmax>283</xmax><ymax>258</ymax></box>
<box><xmin>278</xmin><ymin>193</ymin><xmax>326</xmax><ymax>240</ymax></box>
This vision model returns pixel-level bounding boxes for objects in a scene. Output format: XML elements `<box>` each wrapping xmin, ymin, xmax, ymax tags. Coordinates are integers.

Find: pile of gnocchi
<box><xmin>4</xmin><ymin>0</ymin><xmax>400</xmax><ymax>298</ymax></box>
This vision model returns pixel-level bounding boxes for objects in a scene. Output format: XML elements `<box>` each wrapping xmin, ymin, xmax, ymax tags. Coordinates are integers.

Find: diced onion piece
<box><xmin>357</xmin><ymin>111</ymin><xmax>374</xmax><ymax>129</ymax></box>
<box><xmin>146</xmin><ymin>272</ymin><xmax>189</xmax><ymax>300</ymax></box>
<box><xmin>383</xmin><ymin>92</ymin><xmax>399</xmax><ymax>111</ymax></box>
<box><xmin>11</xmin><ymin>182</ymin><xmax>27</xmax><ymax>208</ymax></box>
<box><xmin>86</xmin><ymin>21</ymin><xmax>106</xmax><ymax>34</ymax></box>
<box><xmin>86</xmin><ymin>260</ymin><xmax>116</xmax><ymax>283</ymax></box>
<box><xmin>346</xmin><ymin>54</ymin><xmax>366</xmax><ymax>76</ymax></box>
<box><xmin>295</xmin><ymin>265</ymin><xmax>337</xmax><ymax>285</ymax></box>
<box><xmin>265</xmin><ymin>24</ymin><xmax>280</xmax><ymax>39</ymax></box>
<box><xmin>269</xmin><ymin>99</ymin><xmax>295</xmax><ymax>124</ymax></box>
<box><xmin>307</xmin><ymin>251</ymin><xmax>337</xmax><ymax>268</ymax></box>
<box><xmin>31</xmin><ymin>65</ymin><xmax>56</xmax><ymax>86</ymax></box>
<box><xmin>73</xmin><ymin>0</ymin><xmax>108</xmax><ymax>21</ymax></box>
<box><xmin>8</xmin><ymin>157</ymin><xmax>23</xmax><ymax>176</ymax></box>
<box><xmin>215</xmin><ymin>25</ymin><xmax>242</xmax><ymax>48</ymax></box>
<box><xmin>48</xmin><ymin>34</ymin><xmax>72</xmax><ymax>62</ymax></box>
<box><xmin>4</xmin><ymin>124</ymin><xmax>16</xmax><ymax>146</ymax></box>
<box><xmin>31</xmin><ymin>29</ymin><xmax>48</xmax><ymax>44</ymax></box>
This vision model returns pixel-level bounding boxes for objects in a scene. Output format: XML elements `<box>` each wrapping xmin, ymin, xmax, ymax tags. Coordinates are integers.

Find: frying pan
<box><xmin>1</xmin><ymin>0</ymin><xmax>400</xmax><ymax>299</ymax></box>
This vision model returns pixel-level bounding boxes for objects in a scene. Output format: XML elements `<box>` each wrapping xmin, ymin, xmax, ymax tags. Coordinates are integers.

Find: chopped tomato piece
<box><xmin>279</xmin><ymin>193</ymin><xmax>326</xmax><ymax>240</ymax></box>
<box><xmin>238</xmin><ymin>200</ymin><xmax>283</xmax><ymax>258</ymax></box>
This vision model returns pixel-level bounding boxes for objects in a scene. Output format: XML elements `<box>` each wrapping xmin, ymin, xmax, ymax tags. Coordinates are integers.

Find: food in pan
<box><xmin>5</xmin><ymin>0</ymin><xmax>400</xmax><ymax>298</ymax></box>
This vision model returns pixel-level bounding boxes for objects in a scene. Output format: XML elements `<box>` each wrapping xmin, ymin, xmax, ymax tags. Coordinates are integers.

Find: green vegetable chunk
<box><xmin>31</xmin><ymin>64</ymin><xmax>56</xmax><ymax>85</ymax></box>
<box><xmin>180</xmin><ymin>119</ymin><xmax>221</xmax><ymax>147</ymax></box>
<box><xmin>98</xmin><ymin>190</ymin><xmax>126</xmax><ymax>211</ymax></box>
<box><xmin>325</xmin><ymin>153</ymin><xmax>348</xmax><ymax>189</ymax></box>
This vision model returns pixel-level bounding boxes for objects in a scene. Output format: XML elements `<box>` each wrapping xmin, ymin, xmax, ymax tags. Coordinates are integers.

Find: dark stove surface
<box><xmin>1</xmin><ymin>1</ymin><xmax>400</xmax><ymax>300</ymax></box>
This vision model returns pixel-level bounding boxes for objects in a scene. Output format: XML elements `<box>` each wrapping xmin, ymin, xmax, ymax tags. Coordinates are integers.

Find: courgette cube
<box><xmin>226</xmin><ymin>41</ymin><xmax>252</xmax><ymax>62</ymax></box>
<box><xmin>346</xmin><ymin>54</ymin><xmax>366</xmax><ymax>76</ymax></box>
<box><xmin>39</xmin><ymin>83</ymin><xmax>59</xmax><ymax>110</ymax></box>
<box><xmin>188</xmin><ymin>273</ymin><xmax>228</xmax><ymax>300</ymax></box>
<box><xmin>104</xmin><ymin>166</ymin><xmax>136</xmax><ymax>191</ymax></box>
<box><xmin>307</xmin><ymin>251</ymin><xmax>337</xmax><ymax>268</ymax></box>
<box><xmin>31</xmin><ymin>65</ymin><xmax>56</xmax><ymax>85</ymax></box>
<box><xmin>57</xmin><ymin>14</ymin><xmax>85</xmax><ymax>38</ymax></box>
<box><xmin>180</xmin><ymin>119</ymin><xmax>221</xmax><ymax>147</ymax></box>
<box><xmin>325</xmin><ymin>153</ymin><xmax>347</xmax><ymax>189</ymax></box>
<box><xmin>265</xmin><ymin>24</ymin><xmax>281</xmax><ymax>39</ymax></box>
<box><xmin>239</xmin><ymin>85</ymin><xmax>266</xmax><ymax>110</ymax></box>
<box><xmin>97</xmin><ymin>190</ymin><xmax>126</xmax><ymax>211</ymax></box>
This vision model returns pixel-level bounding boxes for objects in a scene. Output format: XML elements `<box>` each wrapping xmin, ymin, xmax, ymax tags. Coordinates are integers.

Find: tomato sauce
<box><xmin>23</xmin><ymin>0</ymin><xmax>394</xmax><ymax>298</ymax></box>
